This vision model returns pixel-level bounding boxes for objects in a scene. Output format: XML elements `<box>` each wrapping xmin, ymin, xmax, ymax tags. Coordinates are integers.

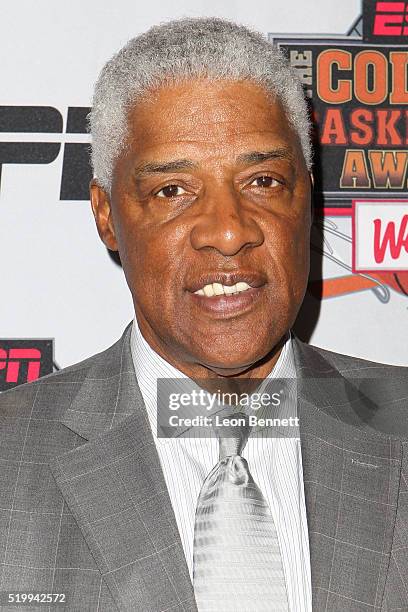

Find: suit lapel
<box><xmin>50</xmin><ymin>325</ymin><xmax>197</xmax><ymax>612</ymax></box>
<box><xmin>292</xmin><ymin>338</ymin><xmax>402</xmax><ymax>610</ymax></box>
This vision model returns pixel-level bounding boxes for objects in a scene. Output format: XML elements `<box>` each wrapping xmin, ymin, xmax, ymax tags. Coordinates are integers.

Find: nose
<box><xmin>190</xmin><ymin>186</ymin><xmax>264</xmax><ymax>256</ymax></box>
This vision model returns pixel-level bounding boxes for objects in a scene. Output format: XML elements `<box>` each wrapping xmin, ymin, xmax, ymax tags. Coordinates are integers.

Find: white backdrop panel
<box><xmin>2</xmin><ymin>0</ymin><xmax>406</xmax><ymax>369</ymax></box>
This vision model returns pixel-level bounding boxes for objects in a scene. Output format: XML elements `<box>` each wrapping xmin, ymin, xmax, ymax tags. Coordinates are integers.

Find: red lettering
<box><xmin>376</xmin><ymin>1</ymin><xmax>405</xmax><ymax>10</ymax></box>
<box><xmin>0</xmin><ymin>349</ymin><xmax>7</xmax><ymax>375</ymax></box>
<box><xmin>0</xmin><ymin>348</ymin><xmax>42</xmax><ymax>383</ymax></box>
<box><xmin>374</xmin><ymin>2</ymin><xmax>406</xmax><ymax>35</ymax></box>
<box><xmin>374</xmin><ymin>14</ymin><xmax>403</xmax><ymax>35</ymax></box>
<box><xmin>373</xmin><ymin>215</ymin><xmax>408</xmax><ymax>263</ymax></box>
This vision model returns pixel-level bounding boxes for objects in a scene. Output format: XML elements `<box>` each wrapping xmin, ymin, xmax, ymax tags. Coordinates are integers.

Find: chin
<box><xmin>204</xmin><ymin>364</ymin><xmax>255</xmax><ymax>378</ymax></box>
<box><xmin>198</xmin><ymin>349</ymin><xmax>269</xmax><ymax>377</ymax></box>
<box><xmin>191</xmin><ymin>325</ymin><xmax>287</xmax><ymax>376</ymax></box>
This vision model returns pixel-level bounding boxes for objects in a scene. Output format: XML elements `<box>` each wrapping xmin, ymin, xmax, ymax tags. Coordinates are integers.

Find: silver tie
<box><xmin>192</xmin><ymin>413</ymin><xmax>289</xmax><ymax>612</ymax></box>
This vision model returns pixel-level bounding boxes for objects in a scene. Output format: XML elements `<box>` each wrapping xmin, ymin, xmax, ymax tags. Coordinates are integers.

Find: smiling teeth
<box><xmin>194</xmin><ymin>282</ymin><xmax>252</xmax><ymax>296</ymax></box>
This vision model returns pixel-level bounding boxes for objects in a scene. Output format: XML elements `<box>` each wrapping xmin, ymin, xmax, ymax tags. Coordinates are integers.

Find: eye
<box><xmin>249</xmin><ymin>175</ymin><xmax>282</xmax><ymax>188</ymax></box>
<box><xmin>156</xmin><ymin>184</ymin><xmax>187</xmax><ymax>198</ymax></box>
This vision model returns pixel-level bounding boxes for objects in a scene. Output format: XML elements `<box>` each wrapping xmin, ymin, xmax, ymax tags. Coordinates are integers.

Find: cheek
<box><xmin>287</xmin><ymin>228</ymin><xmax>310</xmax><ymax>297</ymax></box>
<box><xmin>292</xmin><ymin>223</ymin><xmax>310</xmax><ymax>272</ymax></box>
<box><xmin>262</xmin><ymin>215</ymin><xmax>310</xmax><ymax>310</ymax></box>
<box><xmin>123</xmin><ymin>222</ymin><xmax>186</xmax><ymax>308</ymax></box>
<box><xmin>269</xmin><ymin>213</ymin><xmax>310</xmax><ymax>268</ymax></box>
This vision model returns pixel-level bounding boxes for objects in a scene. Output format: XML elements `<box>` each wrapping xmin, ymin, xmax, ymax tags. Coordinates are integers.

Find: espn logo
<box><xmin>374</xmin><ymin>2</ymin><xmax>408</xmax><ymax>35</ymax></box>
<box><xmin>0</xmin><ymin>340</ymin><xmax>54</xmax><ymax>391</ymax></box>
<box><xmin>352</xmin><ymin>200</ymin><xmax>408</xmax><ymax>272</ymax></box>
<box><xmin>0</xmin><ymin>106</ymin><xmax>92</xmax><ymax>201</ymax></box>
<box><xmin>364</xmin><ymin>1</ymin><xmax>408</xmax><ymax>40</ymax></box>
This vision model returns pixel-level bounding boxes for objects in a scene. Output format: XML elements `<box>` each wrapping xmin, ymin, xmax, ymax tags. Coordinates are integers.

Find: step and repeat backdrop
<box><xmin>1</xmin><ymin>0</ymin><xmax>407</xmax><ymax>390</ymax></box>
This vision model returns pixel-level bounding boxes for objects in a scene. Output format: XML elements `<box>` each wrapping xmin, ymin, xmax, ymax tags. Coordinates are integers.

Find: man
<box><xmin>0</xmin><ymin>17</ymin><xmax>407</xmax><ymax>612</ymax></box>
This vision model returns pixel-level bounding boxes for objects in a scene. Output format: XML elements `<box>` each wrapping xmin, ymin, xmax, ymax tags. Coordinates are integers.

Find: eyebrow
<box><xmin>134</xmin><ymin>159</ymin><xmax>198</xmax><ymax>176</ymax></box>
<box><xmin>236</xmin><ymin>148</ymin><xmax>294</xmax><ymax>165</ymax></box>
<box><xmin>134</xmin><ymin>147</ymin><xmax>294</xmax><ymax>178</ymax></box>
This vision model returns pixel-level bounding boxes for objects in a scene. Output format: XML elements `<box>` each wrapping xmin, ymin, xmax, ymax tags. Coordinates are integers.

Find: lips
<box><xmin>195</xmin><ymin>281</ymin><xmax>252</xmax><ymax>297</ymax></box>
<box><xmin>186</xmin><ymin>271</ymin><xmax>266</xmax><ymax>294</ymax></box>
<box><xmin>186</xmin><ymin>270</ymin><xmax>266</xmax><ymax>317</ymax></box>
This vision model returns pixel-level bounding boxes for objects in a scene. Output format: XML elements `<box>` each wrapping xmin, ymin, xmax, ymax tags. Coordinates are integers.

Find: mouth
<box><xmin>193</xmin><ymin>280</ymin><xmax>254</xmax><ymax>297</ymax></box>
<box><xmin>186</xmin><ymin>272</ymin><xmax>266</xmax><ymax>317</ymax></box>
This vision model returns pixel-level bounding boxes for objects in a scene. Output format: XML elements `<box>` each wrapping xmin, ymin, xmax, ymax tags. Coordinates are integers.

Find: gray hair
<box><xmin>89</xmin><ymin>17</ymin><xmax>312</xmax><ymax>192</ymax></box>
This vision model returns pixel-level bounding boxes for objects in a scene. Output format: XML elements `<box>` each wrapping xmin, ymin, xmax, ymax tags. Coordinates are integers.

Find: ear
<box><xmin>90</xmin><ymin>180</ymin><xmax>119</xmax><ymax>251</ymax></box>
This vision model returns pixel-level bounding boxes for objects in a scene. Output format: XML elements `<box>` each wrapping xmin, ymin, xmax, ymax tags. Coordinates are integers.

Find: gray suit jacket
<box><xmin>0</xmin><ymin>322</ymin><xmax>408</xmax><ymax>611</ymax></box>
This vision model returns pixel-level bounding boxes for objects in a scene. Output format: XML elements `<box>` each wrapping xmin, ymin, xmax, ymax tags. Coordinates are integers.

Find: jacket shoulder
<box><xmin>0</xmin><ymin>329</ymin><xmax>128</xmax><ymax>417</ymax></box>
<box><xmin>307</xmin><ymin>341</ymin><xmax>408</xmax><ymax>378</ymax></box>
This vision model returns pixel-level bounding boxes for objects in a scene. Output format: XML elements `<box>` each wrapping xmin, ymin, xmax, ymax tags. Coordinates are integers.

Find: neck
<box><xmin>134</xmin><ymin>314</ymin><xmax>288</xmax><ymax>397</ymax></box>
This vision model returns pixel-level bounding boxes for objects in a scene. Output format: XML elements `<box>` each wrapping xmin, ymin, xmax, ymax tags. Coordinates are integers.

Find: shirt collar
<box><xmin>130</xmin><ymin>315</ymin><xmax>296</xmax><ymax>441</ymax></box>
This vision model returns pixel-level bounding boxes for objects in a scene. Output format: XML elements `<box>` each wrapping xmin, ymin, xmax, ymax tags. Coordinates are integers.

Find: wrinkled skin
<box><xmin>90</xmin><ymin>79</ymin><xmax>312</xmax><ymax>389</ymax></box>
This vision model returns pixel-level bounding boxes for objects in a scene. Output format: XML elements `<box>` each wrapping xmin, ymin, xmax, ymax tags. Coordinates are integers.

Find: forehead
<box><xmin>125</xmin><ymin>79</ymin><xmax>302</xmax><ymax>162</ymax></box>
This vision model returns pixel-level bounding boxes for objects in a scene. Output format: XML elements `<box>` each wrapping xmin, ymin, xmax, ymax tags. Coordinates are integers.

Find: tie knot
<box><xmin>213</xmin><ymin>412</ymin><xmax>251</xmax><ymax>459</ymax></box>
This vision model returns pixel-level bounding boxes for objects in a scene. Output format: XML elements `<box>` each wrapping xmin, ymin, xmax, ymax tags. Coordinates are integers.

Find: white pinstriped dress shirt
<box><xmin>130</xmin><ymin>317</ymin><xmax>312</xmax><ymax>611</ymax></box>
